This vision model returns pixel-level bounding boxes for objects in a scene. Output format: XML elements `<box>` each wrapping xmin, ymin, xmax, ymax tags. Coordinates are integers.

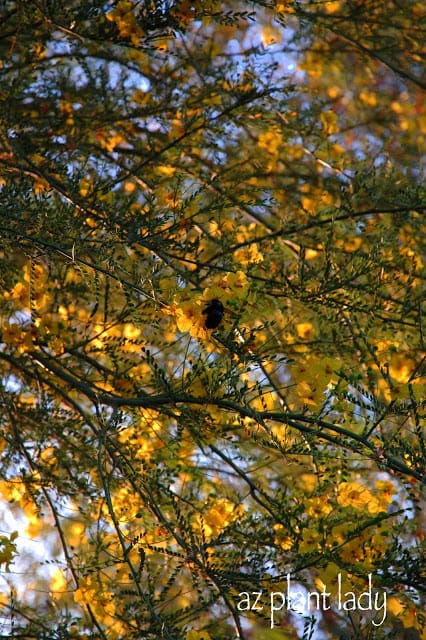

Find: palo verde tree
<box><xmin>0</xmin><ymin>1</ymin><xmax>425</xmax><ymax>639</ymax></box>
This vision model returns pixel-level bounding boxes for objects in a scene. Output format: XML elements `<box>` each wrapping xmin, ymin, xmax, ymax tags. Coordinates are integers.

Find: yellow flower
<box><xmin>337</xmin><ymin>481</ymin><xmax>368</xmax><ymax>509</ymax></box>
<box><xmin>273</xmin><ymin>524</ymin><xmax>294</xmax><ymax>550</ymax></box>
<box><xmin>296</xmin><ymin>322</ymin><xmax>314</xmax><ymax>340</ymax></box>
<box><xmin>175</xmin><ymin>300</ymin><xmax>207</xmax><ymax>338</ymax></box>
<box><xmin>194</xmin><ymin>500</ymin><xmax>244</xmax><ymax>541</ymax></box>
<box><xmin>223</xmin><ymin>270</ymin><xmax>249</xmax><ymax>296</ymax></box>
<box><xmin>258</xmin><ymin>130</ymin><xmax>283</xmax><ymax>155</ymax></box>
<box><xmin>337</xmin><ymin>481</ymin><xmax>380</xmax><ymax>513</ymax></box>
<box><xmin>234</xmin><ymin>244</ymin><xmax>264</xmax><ymax>265</ymax></box>
<box><xmin>4</xmin><ymin>281</ymin><xmax>29</xmax><ymax>307</ymax></box>
<box><xmin>305</xmin><ymin>496</ymin><xmax>333</xmax><ymax>518</ymax></box>
<box><xmin>106</xmin><ymin>1</ymin><xmax>143</xmax><ymax>43</ymax></box>
<box><xmin>156</xmin><ymin>165</ymin><xmax>176</xmax><ymax>177</ymax></box>
<box><xmin>320</xmin><ymin>109</ymin><xmax>339</xmax><ymax>135</ymax></box>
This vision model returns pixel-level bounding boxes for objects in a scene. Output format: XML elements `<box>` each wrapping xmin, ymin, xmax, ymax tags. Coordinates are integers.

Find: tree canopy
<box><xmin>0</xmin><ymin>1</ymin><xmax>425</xmax><ymax>639</ymax></box>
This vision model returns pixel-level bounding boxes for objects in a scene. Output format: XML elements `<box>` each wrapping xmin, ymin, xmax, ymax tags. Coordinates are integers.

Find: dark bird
<box><xmin>202</xmin><ymin>299</ymin><xmax>224</xmax><ymax>329</ymax></box>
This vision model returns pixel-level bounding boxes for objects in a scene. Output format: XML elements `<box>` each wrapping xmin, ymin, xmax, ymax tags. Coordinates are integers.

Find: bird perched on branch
<box><xmin>202</xmin><ymin>299</ymin><xmax>224</xmax><ymax>329</ymax></box>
